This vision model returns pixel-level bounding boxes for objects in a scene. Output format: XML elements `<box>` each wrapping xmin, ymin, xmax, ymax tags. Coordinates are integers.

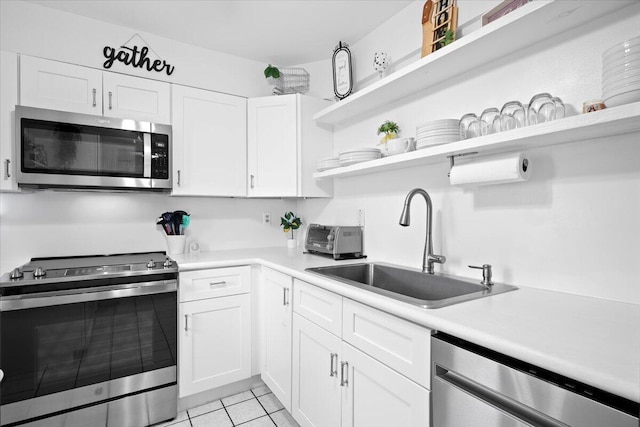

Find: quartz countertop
<box><xmin>171</xmin><ymin>247</ymin><xmax>640</xmax><ymax>403</ymax></box>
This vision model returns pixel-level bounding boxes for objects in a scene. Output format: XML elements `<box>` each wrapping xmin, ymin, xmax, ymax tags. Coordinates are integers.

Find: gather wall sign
<box><xmin>103</xmin><ymin>33</ymin><xmax>175</xmax><ymax>76</ymax></box>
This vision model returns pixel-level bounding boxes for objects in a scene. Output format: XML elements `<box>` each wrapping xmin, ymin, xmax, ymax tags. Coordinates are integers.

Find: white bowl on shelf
<box><xmin>603</xmin><ymin>89</ymin><xmax>640</xmax><ymax>107</ymax></box>
<box><xmin>602</xmin><ymin>36</ymin><xmax>640</xmax><ymax>59</ymax></box>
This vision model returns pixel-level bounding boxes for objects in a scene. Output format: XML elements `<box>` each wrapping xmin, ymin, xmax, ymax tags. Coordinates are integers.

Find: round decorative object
<box><xmin>373</xmin><ymin>52</ymin><xmax>389</xmax><ymax>78</ymax></box>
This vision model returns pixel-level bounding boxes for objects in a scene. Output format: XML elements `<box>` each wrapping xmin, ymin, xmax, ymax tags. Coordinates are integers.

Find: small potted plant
<box><xmin>377</xmin><ymin>120</ymin><xmax>400</xmax><ymax>144</ymax></box>
<box><xmin>280</xmin><ymin>211</ymin><xmax>302</xmax><ymax>248</ymax></box>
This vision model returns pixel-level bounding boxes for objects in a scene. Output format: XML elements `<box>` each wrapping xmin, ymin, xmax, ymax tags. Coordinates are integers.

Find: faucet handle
<box><xmin>469</xmin><ymin>264</ymin><xmax>493</xmax><ymax>287</ymax></box>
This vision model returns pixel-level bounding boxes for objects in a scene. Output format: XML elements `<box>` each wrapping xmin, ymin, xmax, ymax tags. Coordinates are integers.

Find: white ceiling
<box><xmin>26</xmin><ymin>0</ymin><xmax>413</xmax><ymax>66</ymax></box>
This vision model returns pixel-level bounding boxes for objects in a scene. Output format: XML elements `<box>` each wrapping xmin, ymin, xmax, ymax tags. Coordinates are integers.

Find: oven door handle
<box><xmin>0</xmin><ymin>279</ymin><xmax>177</xmax><ymax>311</ymax></box>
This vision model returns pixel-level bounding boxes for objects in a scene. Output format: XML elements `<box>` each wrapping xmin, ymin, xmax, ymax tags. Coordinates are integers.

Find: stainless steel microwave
<box><xmin>15</xmin><ymin>106</ymin><xmax>171</xmax><ymax>191</ymax></box>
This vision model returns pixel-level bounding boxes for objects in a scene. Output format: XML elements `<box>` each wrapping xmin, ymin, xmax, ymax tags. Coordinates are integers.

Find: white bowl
<box><xmin>602</xmin><ymin>73</ymin><xmax>640</xmax><ymax>89</ymax></box>
<box><xmin>602</xmin><ymin>36</ymin><xmax>640</xmax><ymax>59</ymax></box>
<box><xmin>383</xmin><ymin>138</ymin><xmax>416</xmax><ymax>156</ymax></box>
<box><xmin>603</xmin><ymin>79</ymin><xmax>640</xmax><ymax>95</ymax></box>
<box><xmin>603</xmin><ymin>89</ymin><xmax>640</xmax><ymax>107</ymax></box>
<box><xmin>602</xmin><ymin>62</ymin><xmax>640</xmax><ymax>81</ymax></box>
<box><xmin>602</xmin><ymin>46</ymin><xmax>640</xmax><ymax>63</ymax></box>
<box><xmin>603</xmin><ymin>53</ymin><xmax>640</xmax><ymax>71</ymax></box>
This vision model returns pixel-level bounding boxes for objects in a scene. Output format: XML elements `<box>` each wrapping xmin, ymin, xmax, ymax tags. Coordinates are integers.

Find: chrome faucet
<box><xmin>399</xmin><ymin>188</ymin><xmax>446</xmax><ymax>274</ymax></box>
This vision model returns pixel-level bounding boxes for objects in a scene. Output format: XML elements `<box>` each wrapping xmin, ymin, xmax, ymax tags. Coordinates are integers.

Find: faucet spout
<box><xmin>399</xmin><ymin>188</ymin><xmax>446</xmax><ymax>274</ymax></box>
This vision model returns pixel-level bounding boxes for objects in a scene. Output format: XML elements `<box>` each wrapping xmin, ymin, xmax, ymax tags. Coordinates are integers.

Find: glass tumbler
<box><xmin>479</xmin><ymin>108</ymin><xmax>501</xmax><ymax>136</ymax></box>
<box><xmin>459</xmin><ymin>113</ymin><xmax>480</xmax><ymax>139</ymax></box>
<box><xmin>500</xmin><ymin>101</ymin><xmax>526</xmax><ymax>131</ymax></box>
<box><xmin>528</xmin><ymin>93</ymin><xmax>556</xmax><ymax>125</ymax></box>
<box><xmin>552</xmin><ymin>96</ymin><xmax>565</xmax><ymax>119</ymax></box>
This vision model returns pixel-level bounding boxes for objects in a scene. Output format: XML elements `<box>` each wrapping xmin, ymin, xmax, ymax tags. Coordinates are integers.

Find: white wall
<box><xmin>0</xmin><ymin>0</ymin><xmax>273</xmax><ymax>97</ymax></box>
<box><xmin>297</xmin><ymin>1</ymin><xmax>640</xmax><ymax>304</ymax></box>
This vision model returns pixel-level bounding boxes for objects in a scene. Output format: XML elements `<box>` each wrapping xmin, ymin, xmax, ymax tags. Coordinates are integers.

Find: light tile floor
<box><xmin>155</xmin><ymin>385</ymin><xmax>299</xmax><ymax>427</ymax></box>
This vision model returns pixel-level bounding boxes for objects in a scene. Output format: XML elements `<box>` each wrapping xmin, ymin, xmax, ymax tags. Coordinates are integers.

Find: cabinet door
<box><xmin>247</xmin><ymin>95</ymin><xmax>297</xmax><ymax>197</ymax></box>
<box><xmin>1</xmin><ymin>51</ymin><xmax>19</xmax><ymax>192</ymax></box>
<box><xmin>20</xmin><ymin>55</ymin><xmax>102</xmax><ymax>115</ymax></box>
<box><xmin>292</xmin><ymin>313</ymin><xmax>342</xmax><ymax>427</ymax></box>
<box><xmin>341</xmin><ymin>342</ymin><xmax>430</xmax><ymax>427</ymax></box>
<box><xmin>103</xmin><ymin>73</ymin><xmax>170</xmax><ymax>124</ymax></box>
<box><xmin>172</xmin><ymin>85</ymin><xmax>247</xmax><ymax>196</ymax></box>
<box><xmin>261</xmin><ymin>268</ymin><xmax>293</xmax><ymax>410</ymax></box>
<box><xmin>179</xmin><ymin>294</ymin><xmax>251</xmax><ymax>397</ymax></box>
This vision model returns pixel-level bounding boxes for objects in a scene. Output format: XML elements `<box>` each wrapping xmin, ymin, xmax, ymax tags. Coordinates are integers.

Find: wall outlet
<box><xmin>357</xmin><ymin>209</ymin><xmax>365</xmax><ymax>226</ymax></box>
<box><xmin>262</xmin><ymin>212</ymin><xmax>271</xmax><ymax>224</ymax></box>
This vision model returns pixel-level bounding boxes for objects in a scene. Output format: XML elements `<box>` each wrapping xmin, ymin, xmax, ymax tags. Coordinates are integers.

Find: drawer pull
<box><xmin>340</xmin><ymin>361</ymin><xmax>349</xmax><ymax>386</ymax></box>
<box><xmin>330</xmin><ymin>353</ymin><xmax>338</xmax><ymax>377</ymax></box>
<box><xmin>108</xmin><ymin>91</ymin><xmax>113</xmax><ymax>110</ymax></box>
<box><xmin>283</xmin><ymin>287</ymin><xmax>290</xmax><ymax>306</ymax></box>
<box><xmin>4</xmin><ymin>159</ymin><xmax>10</xmax><ymax>179</ymax></box>
<box><xmin>209</xmin><ymin>281</ymin><xmax>227</xmax><ymax>287</ymax></box>
<box><xmin>184</xmin><ymin>314</ymin><xmax>189</xmax><ymax>331</ymax></box>
<box><xmin>92</xmin><ymin>88</ymin><xmax>97</xmax><ymax>107</ymax></box>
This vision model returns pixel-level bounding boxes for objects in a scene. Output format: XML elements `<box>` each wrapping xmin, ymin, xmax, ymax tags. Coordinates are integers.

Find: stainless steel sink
<box><xmin>305</xmin><ymin>263</ymin><xmax>517</xmax><ymax>309</ymax></box>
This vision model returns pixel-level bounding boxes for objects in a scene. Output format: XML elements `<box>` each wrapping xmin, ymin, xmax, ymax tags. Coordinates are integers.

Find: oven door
<box><xmin>0</xmin><ymin>279</ymin><xmax>177</xmax><ymax>426</ymax></box>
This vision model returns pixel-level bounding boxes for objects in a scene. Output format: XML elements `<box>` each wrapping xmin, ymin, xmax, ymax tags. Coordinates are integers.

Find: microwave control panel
<box><xmin>151</xmin><ymin>134</ymin><xmax>169</xmax><ymax>179</ymax></box>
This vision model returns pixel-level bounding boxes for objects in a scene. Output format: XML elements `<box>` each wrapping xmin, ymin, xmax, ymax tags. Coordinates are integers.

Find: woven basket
<box><xmin>271</xmin><ymin>67</ymin><xmax>309</xmax><ymax>94</ymax></box>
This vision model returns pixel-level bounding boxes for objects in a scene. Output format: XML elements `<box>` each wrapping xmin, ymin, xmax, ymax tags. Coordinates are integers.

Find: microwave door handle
<box><xmin>143</xmin><ymin>133</ymin><xmax>152</xmax><ymax>178</ymax></box>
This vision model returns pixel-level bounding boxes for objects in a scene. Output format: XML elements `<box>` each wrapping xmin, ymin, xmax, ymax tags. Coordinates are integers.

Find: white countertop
<box><xmin>172</xmin><ymin>247</ymin><xmax>640</xmax><ymax>403</ymax></box>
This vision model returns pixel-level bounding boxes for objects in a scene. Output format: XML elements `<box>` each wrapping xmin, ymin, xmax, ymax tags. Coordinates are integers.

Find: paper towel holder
<box><xmin>447</xmin><ymin>152</ymin><xmax>478</xmax><ymax>177</ymax></box>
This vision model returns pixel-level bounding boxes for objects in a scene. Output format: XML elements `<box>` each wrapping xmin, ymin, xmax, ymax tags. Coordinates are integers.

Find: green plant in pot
<box><xmin>281</xmin><ymin>211</ymin><xmax>302</xmax><ymax>248</ymax></box>
<box><xmin>264</xmin><ymin>64</ymin><xmax>281</xmax><ymax>84</ymax></box>
<box><xmin>377</xmin><ymin>120</ymin><xmax>400</xmax><ymax>144</ymax></box>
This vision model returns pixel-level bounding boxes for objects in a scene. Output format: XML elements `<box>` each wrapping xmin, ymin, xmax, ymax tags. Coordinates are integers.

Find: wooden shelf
<box><xmin>313</xmin><ymin>102</ymin><xmax>640</xmax><ymax>179</ymax></box>
<box><xmin>313</xmin><ymin>0</ymin><xmax>636</xmax><ymax>126</ymax></box>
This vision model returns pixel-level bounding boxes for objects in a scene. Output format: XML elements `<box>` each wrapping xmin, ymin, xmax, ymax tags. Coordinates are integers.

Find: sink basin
<box><xmin>305</xmin><ymin>263</ymin><xmax>517</xmax><ymax>309</ymax></box>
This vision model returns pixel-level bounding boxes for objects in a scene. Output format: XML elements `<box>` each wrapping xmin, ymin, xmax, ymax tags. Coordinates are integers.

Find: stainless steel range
<box><xmin>0</xmin><ymin>252</ymin><xmax>178</xmax><ymax>427</ymax></box>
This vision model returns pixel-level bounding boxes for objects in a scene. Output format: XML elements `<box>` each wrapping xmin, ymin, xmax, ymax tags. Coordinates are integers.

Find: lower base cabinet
<box><xmin>291</xmin><ymin>280</ymin><xmax>431</xmax><ymax>427</ymax></box>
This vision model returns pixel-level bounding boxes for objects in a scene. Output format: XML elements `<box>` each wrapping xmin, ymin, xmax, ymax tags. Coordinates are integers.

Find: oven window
<box><xmin>0</xmin><ymin>292</ymin><xmax>176</xmax><ymax>406</ymax></box>
<box><xmin>21</xmin><ymin>118</ymin><xmax>145</xmax><ymax>177</ymax></box>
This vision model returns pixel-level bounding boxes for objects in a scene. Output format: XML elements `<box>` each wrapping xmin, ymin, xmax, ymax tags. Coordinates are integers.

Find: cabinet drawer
<box><xmin>180</xmin><ymin>266</ymin><xmax>250</xmax><ymax>302</ymax></box>
<box><xmin>342</xmin><ymin>299</ymin><xmax>432</xmax><ymax>388</ymax></box>
<box><xmin>293</xmin><ymin>279</ymin><xmax>342</xmax><ymax>336</ymax></box>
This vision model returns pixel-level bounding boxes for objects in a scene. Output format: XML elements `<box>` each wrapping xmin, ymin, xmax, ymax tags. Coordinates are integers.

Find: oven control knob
<box><xmin>327</xmin><ymin>234</ymin><xmax>334</xmax><ymax>241</ymax></box>
<box><xmin>33</xmin><ymin>266</ymin><xmax>46</xmax><ymax>278</ymax></box>
<box><xmin>10</xmin><ymin>268</ymin><xmax>23</xmax><ymax>280</ymax></box>
<box><xmin>146</xmin><ymin>259</ymin><xmax>156</xmax><ymax>269</ymax></box>
<box><xmin>163</xmin><ymin>257</ymin><xmax>173</xmax><ymax>268</ymax></box>
<box><xmin>326</xmin><ymin>244</ymin><xmax>333</xmax><ymax>250</ymax></box>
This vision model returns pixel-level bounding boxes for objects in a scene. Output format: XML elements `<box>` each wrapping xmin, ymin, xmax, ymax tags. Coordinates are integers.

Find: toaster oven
<box><xmin>305</xmin><ymin>223</ymin><xmax>364</xmax><ymax>260</ymax></box>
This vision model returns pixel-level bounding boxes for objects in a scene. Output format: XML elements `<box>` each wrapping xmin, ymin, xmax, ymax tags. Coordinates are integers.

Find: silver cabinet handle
<box><xmin>282</xmin><ymin>287</ymin><xmax>290</xmax><ymax>306</ymax></box>
<box><xmin>4</xmin><ymin>159</ymin><xmax>10</xmax><ymax>179</ymax></box>
<box><xmin>250</xmin><ymin>174</ymin><xmax>255</xmax><ymax>189</ymax></box>
<box><xmin>340</xmin><ymin>361</ymin><xmax>349</xmax><ymax>386</ymax></box>
<box><xmin>330</xmin><ymin>353</ymin><xmax>338</xmax><ymax>377</ymax></box>
<box><xmin>177</xmin><ymin>170</ymin><xmax>181</xmax><ymax>186</ymax></box>
<box><xmin>92</xmin><ymin>88</ymin><xmax>97</xmax><ymax>107</ymax></box>
<box><xmin>209</xmin><ymin>281</ymin><xmax>226</xmax><ymax>287</ymax></box>
<box><xmin>184</xmin><ymin>314</ymin><xmax>189</xmax><ymax>331</ymax></box>
<box><xmin>108</xmin><ymin>91</ymin><xmax>113</xmax><ymax>110</ymax></box>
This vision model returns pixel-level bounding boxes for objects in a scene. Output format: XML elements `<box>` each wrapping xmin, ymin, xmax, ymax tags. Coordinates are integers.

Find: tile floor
<box><xmin>156</xmin><ymin>385</ymin><xmax>299</xmax><ymax>427</ymax></box>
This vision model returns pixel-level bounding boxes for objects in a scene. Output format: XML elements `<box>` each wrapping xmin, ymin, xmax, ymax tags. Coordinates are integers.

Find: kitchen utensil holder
<box><xmin>166</xmin><ymin>235</ymin><xmax>186</xmax><ymax>255</ymax></box>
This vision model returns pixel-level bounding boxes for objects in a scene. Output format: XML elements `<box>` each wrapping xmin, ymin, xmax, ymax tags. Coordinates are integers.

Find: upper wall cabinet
<box><xmin>247</xmin><ymin>94</ymin><xmax>333</xmax><ymax>198</ymax></box>
<box><xmin>20</xmin><ymin>55</ymin><xmax>171</xmax><ymax>124</ymax></box>
<box><xmin>0</xmin><ymin>51</ymin><xmax>19</xmax><ymax>192</ymax></box>
<box><xmin>171</xmin><ymin>85</ymin><xmax>247</xmax><ymax>197</ymax></box>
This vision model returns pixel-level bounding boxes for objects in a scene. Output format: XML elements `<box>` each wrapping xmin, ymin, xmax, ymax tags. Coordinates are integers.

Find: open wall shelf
<box><xmin>313</xmin><ymin>102</ymin><xmax>640</xmax><ymax>179</ymax></box>
<box><xmin>313</xmin><ymin>0</ymin><xmax>636</xmax><ymax>126</ymax></box>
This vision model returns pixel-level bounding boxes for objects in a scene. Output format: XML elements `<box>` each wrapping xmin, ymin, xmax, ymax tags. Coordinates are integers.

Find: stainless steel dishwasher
<box><xmin>431</xmin><ymin>333</ymin><xmax>639</xmax><ymax>427</ymax></box>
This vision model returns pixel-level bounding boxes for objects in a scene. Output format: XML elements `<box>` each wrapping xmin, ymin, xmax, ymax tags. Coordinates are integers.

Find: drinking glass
<box><xmin>528</xmin><ymin>93</ymin><xmax>556</xmax><ymax>125</ymax></box>
<box><xmin>459</xmin><ymin>113</ymin><xmax>480</xmax><ymax>139</ymax></box>
<box><xmin>479</xmin><ymin>108</ymin><xmax>501</xmax><ymax>135</ymax></box>
<box><xmin>552</xmin><ymin>96</ymin><xmax>565</xmax><ymax>119</ymax></box>
<box><xmin>500</xmin><ymin>101</ymin><xmax>526</xmax><ymax>131</ymax></box>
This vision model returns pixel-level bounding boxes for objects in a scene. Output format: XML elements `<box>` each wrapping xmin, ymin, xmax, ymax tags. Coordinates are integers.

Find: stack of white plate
<box><xmin>416</xmin><ymin>119</ymin><xmax>461</xmax><ymax>149</ymax></box>
<box><xmin>602</xmin><ymin>36</ymin><xmax>640</xmax><ymax>107</ymax></box>
<box><xmin>316</xmin><ymin>156</ymin><xmax>340</xmax><ymax>172</ymax></box>
<box><xmin>338</xmin><ymin>148</ymin><xmax>382</xmax><ymax>166</ymax></box>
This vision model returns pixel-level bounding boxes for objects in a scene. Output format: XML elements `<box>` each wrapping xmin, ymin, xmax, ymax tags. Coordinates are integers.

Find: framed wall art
<box><xmin>332</xmin><ymin>41</ymin><xmax>353</xmax><ymax>100</ymax></box>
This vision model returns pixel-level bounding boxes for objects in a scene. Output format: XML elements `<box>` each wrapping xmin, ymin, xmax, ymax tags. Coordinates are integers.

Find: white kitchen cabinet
<box><xmin>291</xmin><ymin>279</ymin><xmax>431</xmax><ymax>427</ymax></box>
<box><xmin>292</xmin><ymin>313</ymin><xmax>342</xmax><ymax>427</ymax></box>
<box><xmin>178</xmin><ymin>266</ymin><xmax>251</xmax><ymax>397</ymax></box>
<box><xmin>340</xmin><ymin>342</ymin><xmax>430</xmax><ymax>427</ymax></box>
<box><xmin>102</xmin><ymin>72</ymin><xmax>170</xmax><ymax>123</ymax></box>
<box><xmin>261</xmin><ymin>267</ymin><xmax>293</xmax><ymax>411</ymax></box>
<box><xmin>20</xmin><ymin>55</ymin><xmax>170</xmax><ymax>124</ymax></box>
<box><xmin>247</xmin><ymin>94</ymin><xmax>333</xmax><ymax>198</ymax></box>
<box><xmin>171</xmin><ymin>85</ymin><xmax>247</xmax><ymax>196</ymax></box>
<box><xmin>0</xmin><ymin>51</ymin><xmax>19</xmax><ymax>192</ymax></box>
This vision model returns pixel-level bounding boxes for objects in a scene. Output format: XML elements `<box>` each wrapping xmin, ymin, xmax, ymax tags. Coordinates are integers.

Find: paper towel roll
<box><xmin>449</xmin><ymin>152</ymin><xmax>530</xmax><ymax>186</ymax></box>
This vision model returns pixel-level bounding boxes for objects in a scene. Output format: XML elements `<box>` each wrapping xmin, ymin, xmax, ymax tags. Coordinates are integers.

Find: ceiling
<box><xmin>26</xmin><ymin>0</ymin><xmax>413</xmax><ymax>66</ymax></box>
